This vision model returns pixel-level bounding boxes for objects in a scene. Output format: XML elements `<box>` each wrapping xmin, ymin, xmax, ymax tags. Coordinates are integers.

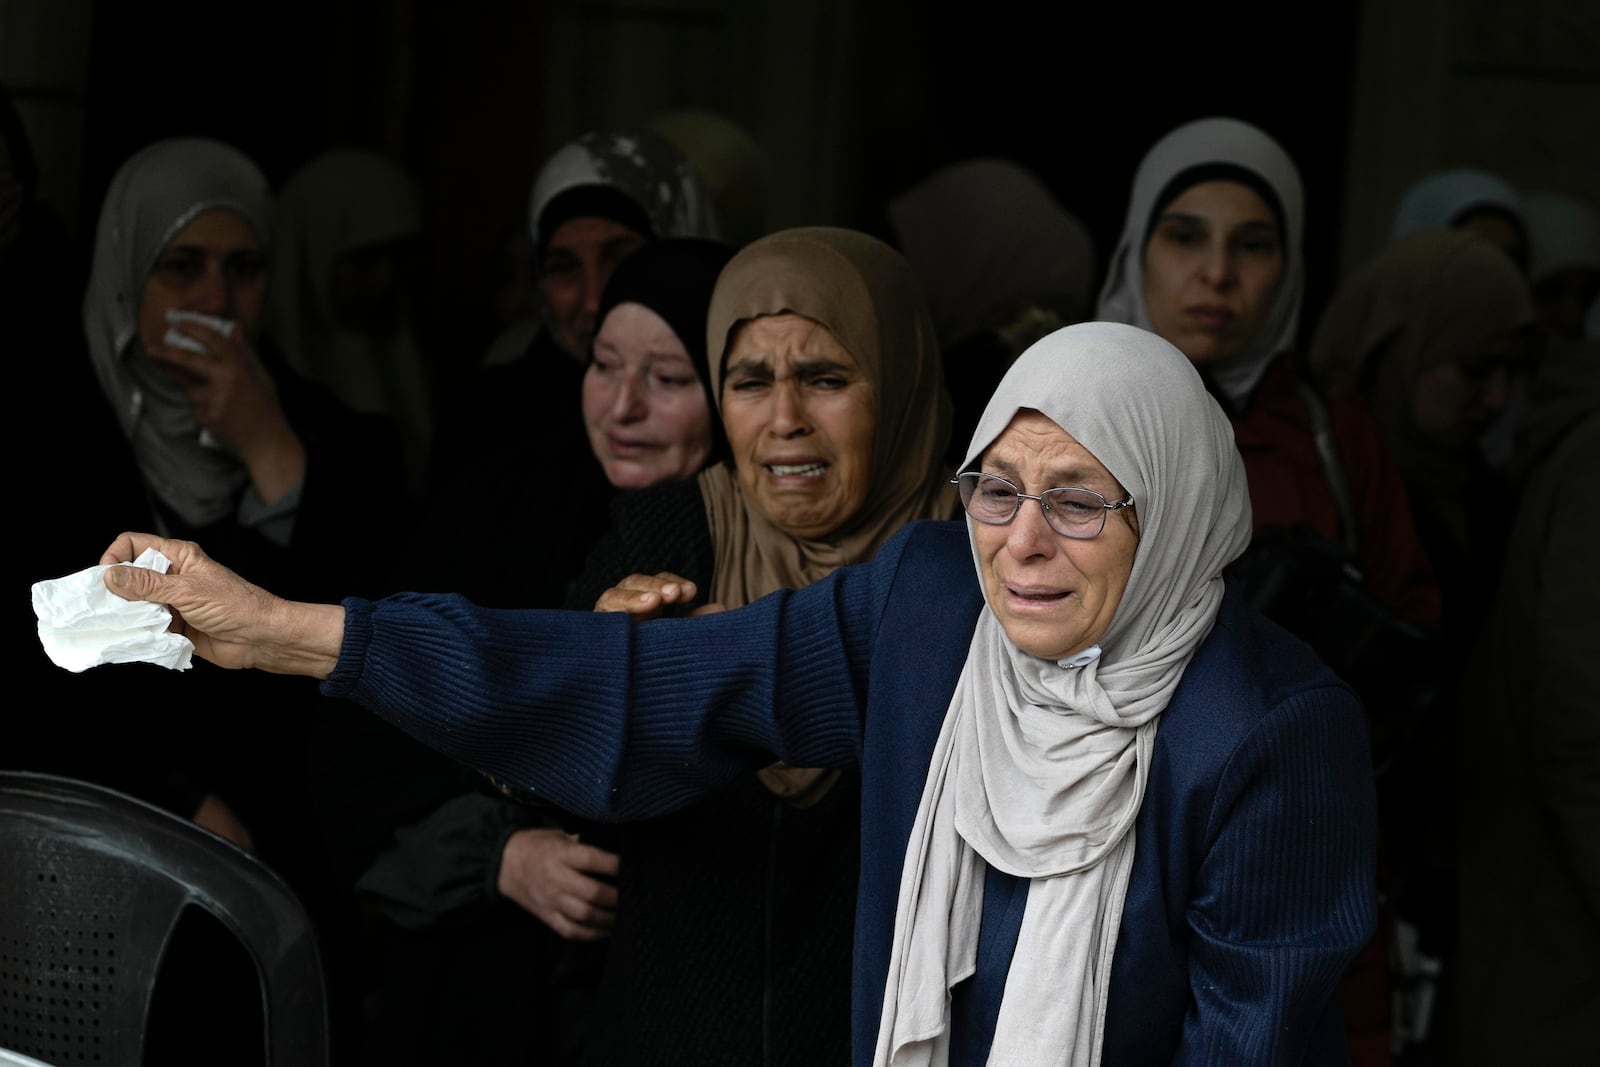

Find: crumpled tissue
<box><xmin>32</xmin><ymin>548</ymin><xmax>194</xmax><ymax>672</ymax></box>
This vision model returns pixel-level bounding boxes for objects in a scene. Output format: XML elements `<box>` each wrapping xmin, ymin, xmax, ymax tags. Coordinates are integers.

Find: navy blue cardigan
<box><xmin>327</xmin><ymin>519</ymin><xmax>1376</xmax><ymax>1065</ymax></box>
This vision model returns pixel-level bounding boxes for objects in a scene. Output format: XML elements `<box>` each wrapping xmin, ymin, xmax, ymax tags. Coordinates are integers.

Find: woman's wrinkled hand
<box><xmin>98</xmin><ymin>531</ymin><xmax>344</xmax><ymax>678</ymax></box>
<box><xmin>145</xmin><ymin>319</ymin><xmax>305</xmax><ymax>502</ymax></box>
<box><xmin>593</xmin><ymin>572</ymin><xmax>726</xmax><ymax>620</ymax></box>
<box><xmin>146</xmin><ymin>318</ymin><xmax>288</xmax><ymax>455</ymax></box>
<box><xmin>496</xmin><ymin>827</ymin><xmax>619</xmax><ymax>941</ymax></box>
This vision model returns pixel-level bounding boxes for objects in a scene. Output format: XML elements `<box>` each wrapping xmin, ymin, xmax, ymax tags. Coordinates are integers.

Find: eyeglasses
<box><xmin>952</xmin><ymin>472</ymin><xmax>1134</xmax><ymax>540</ymax></box>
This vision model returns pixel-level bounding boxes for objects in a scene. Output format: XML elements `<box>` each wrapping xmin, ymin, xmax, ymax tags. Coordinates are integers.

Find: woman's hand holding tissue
<box><xmin>100</xmin><ymin>531</ymin><xmax>345</xmax><ymax>679</ymax></box>
<box><xmin>148</xmin><ymin>313</ymin><xmax>307</xmax><ymax>505</ymax></box>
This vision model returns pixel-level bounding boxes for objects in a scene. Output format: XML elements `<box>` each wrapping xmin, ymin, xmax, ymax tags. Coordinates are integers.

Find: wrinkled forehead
<box><xmin>708</xmin><ymin>236</ymin><xmax>882</xmax><ymax>388</ymax></box>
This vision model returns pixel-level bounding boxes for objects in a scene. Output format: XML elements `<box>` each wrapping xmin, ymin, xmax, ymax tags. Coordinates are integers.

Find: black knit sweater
<box><xmin>565</xmin><ymin>473</ymin><xmax>859</xmax><ymax>1067</ymax></box>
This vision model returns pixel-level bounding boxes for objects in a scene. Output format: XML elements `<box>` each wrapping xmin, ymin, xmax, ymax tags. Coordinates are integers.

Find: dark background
<box><xmin>61</xmin><ymin>1</ymin><xmax>1363</xmax><ymax>384</ymax></box>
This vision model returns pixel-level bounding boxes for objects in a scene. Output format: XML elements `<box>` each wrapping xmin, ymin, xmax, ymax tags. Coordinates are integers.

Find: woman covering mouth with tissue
<box><xmin>81</xmin><ymin>137</ymin><xmax>411</xmax><ymax>560</ymax></box>
<box><xmin>71</xmin><ymin>135</ymin><xmax>413</xmax><ymax>793</ymax></box>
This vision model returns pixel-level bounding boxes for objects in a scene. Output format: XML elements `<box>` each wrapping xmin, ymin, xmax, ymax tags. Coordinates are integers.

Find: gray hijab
<box><xmin>875</xmin><ymin>321</ymin><xmax>1252</xmax><ymax>1066</ymax></box>
<box><xmin>82</xmin><ymin>137</ymin><xmax>272</xmax><ymax>527</ymax></box>
<box><xmin>1094</xmin><ymin>117</ymin><xmax>1304</xmax><ymax>407</ymax></box>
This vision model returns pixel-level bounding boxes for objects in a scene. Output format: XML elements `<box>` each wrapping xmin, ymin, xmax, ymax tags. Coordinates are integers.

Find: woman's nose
<box><xmin>1199</xmin><ymin>242</ymin><xmax>1236</xmax><ymax>287</ymax></box>
<box><xmin>769</xmin><ymin>379</ymin><xmax>810</xmax><ymax>437</ymax></box>
<box><xmin>611</xmin><ymin>372</ymin><xmax>648</xmax><ymax>420</ymax></box>
<box><xmin>1005</xmin><ymin>495</ymin><xmax>1055</xmax><ymax>557</ymax></box>
<box><xmin>194</xmin><ymin>263</ymin><xmax>233</xmax><ymax>315</ymax></box>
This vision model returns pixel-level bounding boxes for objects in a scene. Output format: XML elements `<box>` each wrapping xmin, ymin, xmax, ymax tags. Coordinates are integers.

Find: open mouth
<box><xmin>1009</xmin><ymin>586</ymin><xmax>1069</xmax><ymax>602</ymax></box>
<box><xmin>766</xmin><ymin>461</ymin><xmax>828</xmax><ymax>477</ymax></box>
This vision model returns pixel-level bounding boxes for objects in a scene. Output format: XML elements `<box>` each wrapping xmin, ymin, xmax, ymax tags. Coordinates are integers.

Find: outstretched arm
<box><xmin>97</xmin><ymin>522</ymin><xmax>911</xmax><ymax>823</ymax></box>
<box><xmin>100</xmin><ymin>531</ymin><xmax>343</xmax><ymax>677</ymax></box>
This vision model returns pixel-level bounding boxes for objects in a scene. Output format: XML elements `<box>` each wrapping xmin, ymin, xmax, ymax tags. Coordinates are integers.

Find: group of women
<box><xmin>14</xmin><ymin>95</ymin><xmax>1595</xmax><ymax>1067</ymax></box>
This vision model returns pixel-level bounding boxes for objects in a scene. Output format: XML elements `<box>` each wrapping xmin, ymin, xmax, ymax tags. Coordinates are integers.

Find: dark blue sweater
<box><xmin>327</xmin><ymin>519</ymin><xmax>1376</xmax><ymax>1065</ymax></box>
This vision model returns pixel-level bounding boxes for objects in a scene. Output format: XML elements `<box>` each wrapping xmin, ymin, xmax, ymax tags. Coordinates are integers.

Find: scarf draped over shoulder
<box><xmin>697</xmin><ymin>226</ymin><xmax>958</xmax><ymax>803</ymax></box>
<box><xmin>875</xmin><ymin>321</ymin><xmax>1253</xmax><ymax>1066</ymax></box>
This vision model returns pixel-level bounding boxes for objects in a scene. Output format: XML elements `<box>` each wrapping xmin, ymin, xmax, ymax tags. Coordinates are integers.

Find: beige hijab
<box><xmin>875</xmin><ymin>321</ymin><xmax>1253</xmax><ymax>1065</ymax></box>
<box><xmin>700</xmin><ymin>226</ymin><xmax>958</xmax><ymax>801</ymax></box>
<box><xmin>887</xmin><ymin>157</ymin><xmax>1096</xmax><ymax>350</ymax></box>
<box><xmin>1306</xmin><ymin>228</ymin><xmax>1535</xmax><ymax>552</ymax></box>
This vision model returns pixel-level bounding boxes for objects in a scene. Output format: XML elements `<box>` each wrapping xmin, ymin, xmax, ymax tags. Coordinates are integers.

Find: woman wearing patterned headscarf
<box><xmin>523</xmin><ymin>126</ymin><xmax>720</xmax><ymax>366</ymax></box>
<box><xmin>416</xmin><ymin>127</ymin><xmax>718</xmax><ymax>610</ymax></box>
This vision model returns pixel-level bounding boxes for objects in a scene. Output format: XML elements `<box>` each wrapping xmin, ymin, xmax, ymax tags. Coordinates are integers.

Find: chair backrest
<box><xmin>0</xmin><ymin>770</ymin><xmax>329</xmax><ymax>1065</ymax></box>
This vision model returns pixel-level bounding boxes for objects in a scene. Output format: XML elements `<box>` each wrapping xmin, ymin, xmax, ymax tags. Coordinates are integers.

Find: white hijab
<box><xmin>82</xmin><ymin>137</ymin><xmax>272</xmax><ymax>528</ymax></box>
<box><xmin>1094</xmin><ymin>117</ymin><xmax>1304</xmax><ymax>408</ymax></box>
<box><xmin>1388</xmin><ymin>166</ymin><xmax>1523</xmax><ymax>243</ymax></box>
<box><xmin>874</xmin><ymin>321</ymin><xmax>1253</xmax><ymax>1066</ymax></box>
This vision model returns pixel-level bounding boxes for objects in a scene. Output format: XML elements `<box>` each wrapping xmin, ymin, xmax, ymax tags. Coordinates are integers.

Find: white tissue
<box><xmin>162</xmin><ymin>310</ymin><xmax>233</xmax><ymax>450</ymax></box>
<box><xmin>163</xmin><ymin>308</ymin><xmax>235</xmax><ymax>353</ymax></box>
<box><xmin>32</xmin><ymin>548</ymin><xmax>194</xmax><ymax>672</ymax></box>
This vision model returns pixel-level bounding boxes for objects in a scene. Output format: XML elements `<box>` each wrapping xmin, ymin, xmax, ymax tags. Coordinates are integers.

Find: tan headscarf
<box><xmin>1306</xmin><ymin>228</ymin><xmax>1536</xmax><ymax>552</ymax></box>
<box><xmin>699</xmin><ymin>226</ymin><xmax>958</xmax><ymax>801</ymax></box>
<box><xmin>876</xmin><ymin>321</ymin><xmax>1253</xmax><ymax>1066</ymax></box>
<box><xmin>887</xmin><ymin>158</ymin><xmax>1096</xmax><ymax>350</ymax></box>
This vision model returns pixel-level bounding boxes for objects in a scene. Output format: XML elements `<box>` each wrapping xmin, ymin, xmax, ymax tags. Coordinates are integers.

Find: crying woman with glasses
<box><xmin>98</xmin><ymin>319</ymin><xmax>1378</xmax><ymax>1066</ymax></box>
